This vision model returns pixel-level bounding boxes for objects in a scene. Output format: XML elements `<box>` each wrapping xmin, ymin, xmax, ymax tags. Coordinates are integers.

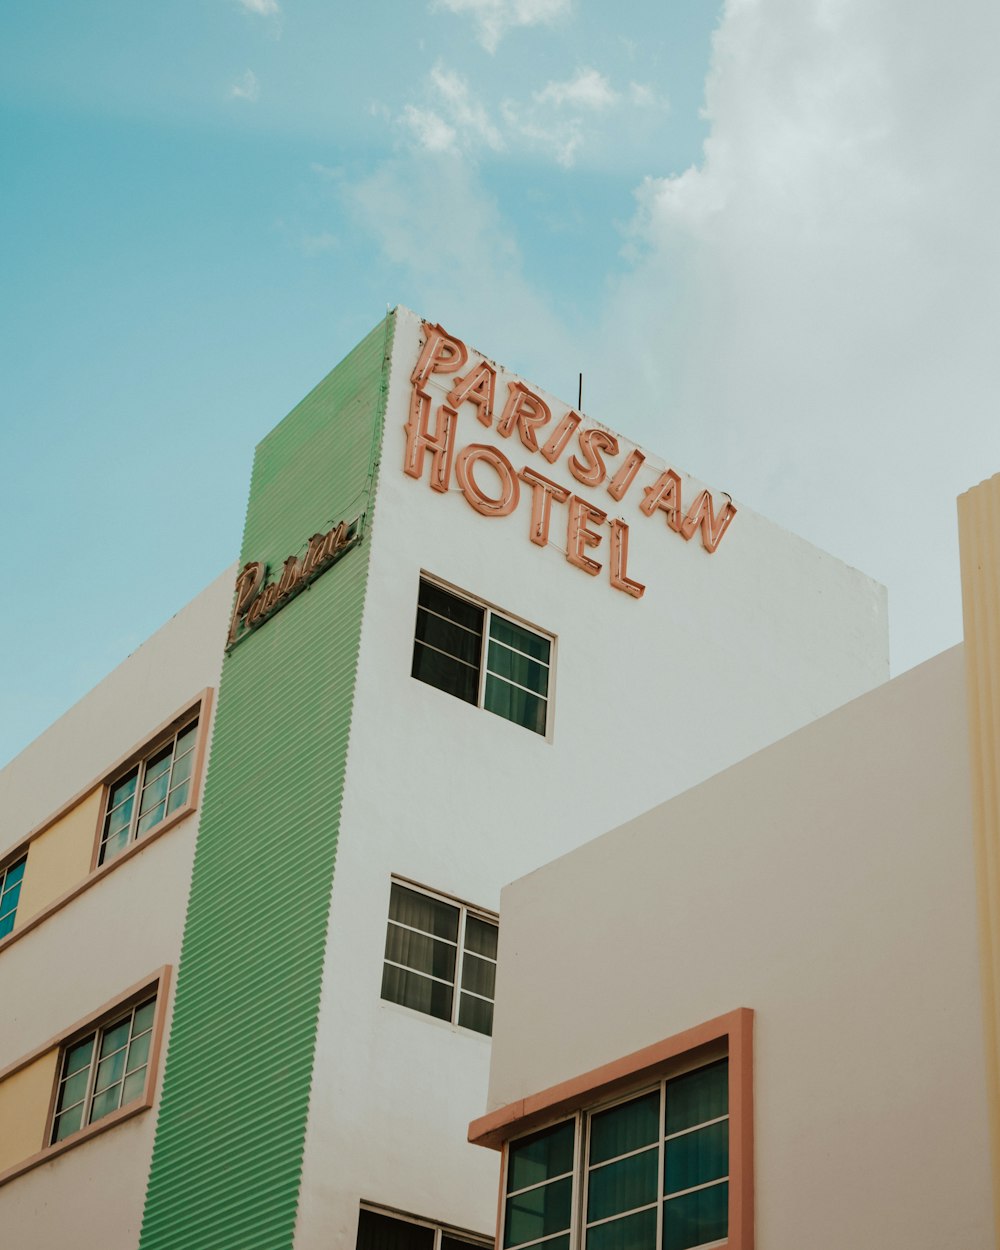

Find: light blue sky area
<box><xmin>0</xmin><ymin>0</ymin><xmax>722</xmax><ymax>764</ymax></box>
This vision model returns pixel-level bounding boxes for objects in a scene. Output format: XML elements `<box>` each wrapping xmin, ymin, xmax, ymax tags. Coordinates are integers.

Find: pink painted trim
<box><xmin>469</xmin><ymin>1008</ymin><xmax>753</xmax><ymax>1250</ymax></box>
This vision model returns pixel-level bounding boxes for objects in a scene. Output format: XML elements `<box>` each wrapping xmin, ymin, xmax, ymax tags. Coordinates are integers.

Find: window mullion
<box><xmin>578</xmin><ymin>1109</ymin><xmax>590</xmax><ymax>1250</ymax></box>
<box><xmin>478</xmin><ymin>611</ymin><xmax>491</xmax><ymax>710</ymax></box>
<box><xmin>656</xmin><ymin>1080</ymin><xmax>666</xmax><ymax>1250</ymax></box>
<box><xmin>129</xmin><ymin>762</ymin><xmax>146</xmax><ymax>844</ymax></box>
<box><xmin>81</xmin><ymin>1030</ymin><xmax>102</xmax><ymax>1128</ymax></box>
<box><xmin>454</xmin><ymin>905</ymin><xmax>468</xmax><ymax>1025</ymax></box>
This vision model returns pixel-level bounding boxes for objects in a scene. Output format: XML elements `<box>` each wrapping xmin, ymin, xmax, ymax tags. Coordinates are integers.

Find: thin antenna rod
<box><xmin>578</xmin><ymin>373</ymin><xmax>583</xmax><ymax>410</ymax></box>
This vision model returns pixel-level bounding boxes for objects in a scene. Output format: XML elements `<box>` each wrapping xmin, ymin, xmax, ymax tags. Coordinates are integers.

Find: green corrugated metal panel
<box><xmin>139</xmin><ymin>313</ymin><xmax>395</xmax><ymax>1250</ymax></box>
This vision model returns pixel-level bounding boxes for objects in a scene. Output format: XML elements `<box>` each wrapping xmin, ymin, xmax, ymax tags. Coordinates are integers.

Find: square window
<box><xmin>98</xmin><ymin>718</ymin><xmax>199</xmax><ymax>866</ymax></box>
<box><xmin>412</xmin><ymin>578</ymin><xmax>552</xmax><ymax>736</ymax></box>
<box><xmin>381</xmin><ymin>880</ymin><xmax>498</xmax><ymax>1036</ymax></box>
<box><xmin>50</xmin><ymin>994</ymin><xmax>157</xmax><ymax>1144</ymax></box>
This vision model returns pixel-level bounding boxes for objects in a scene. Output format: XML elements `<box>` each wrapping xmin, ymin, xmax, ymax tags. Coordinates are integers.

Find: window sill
<box><xmin>379</xmin><ymin>996</ymin><xmax>493</xmax><ymax>1042</ymax></box>
<box><xmin>0</xmin><ymin>1097</ymin><xmax>152</xmax><ymax>1190</ymax></box>
<box><xmin>0</xmin><ymin>802</ymin><xmax>196</xmax><ymax>956</ymax></box>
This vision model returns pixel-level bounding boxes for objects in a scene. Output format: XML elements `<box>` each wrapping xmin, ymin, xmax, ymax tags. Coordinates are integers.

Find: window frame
<box><xmin>0</xmin><ymin>967</ymin><xmax>171</xmax><ymax>1190</ymax></box>
<box><xmin>381</xmin><ymin>876</ymin><xmax>499</xmax><ymax>1036</ymax></box>
<box><xmin>357</xmin><ymin>1202</ymin><xmax>493</xmax><ymax>1250</ymax></box>
<box><xmin>412</xmin><ymin>574</ymin><xmax>555</xmax><ymax>739</ymax></box>
<box><xmin>0</xmin><ymin>852</ymin><xmax>27</xmax><ymax>940</ymax></box>
<box><xmin>471</xmin><ymin>1010</ymin><xmax>753</xmax><ymax>1250</ymax></box>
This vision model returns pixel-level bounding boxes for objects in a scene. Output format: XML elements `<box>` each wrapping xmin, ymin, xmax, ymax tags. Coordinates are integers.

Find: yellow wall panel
<box><xmin>16</xmin><ymin>787</ymin><xmax>102</xmax><ymax>926</ymax></box>
<box><xmin>958</xmin><ymin>471</ymin><xmax>1000</xmax><ymax>1247</ymax></box>
<box><xmin>0</xmin><ymin>1049</ymin><xmax>59</xmax><ymax>1174</ymax></box>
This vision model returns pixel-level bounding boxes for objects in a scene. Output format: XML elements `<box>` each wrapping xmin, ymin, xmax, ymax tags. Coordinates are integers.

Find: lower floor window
<box><xmin>357</xmin><ymin>1206</ymin><xmax>491</xmax><ymax>1250</ymax></box>
<box><xmin>51</xmin><ymin>995</ymin><xmax>157</xmax><ymax>1143</ymax></box>
<box><xmin>504</xmin><ymin>1059</ymin><xmax>729</xmax><ymax>1250</ymax></box>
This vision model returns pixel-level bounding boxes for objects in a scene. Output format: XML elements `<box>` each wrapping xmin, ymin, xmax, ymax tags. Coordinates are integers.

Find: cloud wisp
<box><xmin>433</xmin><ymin>0</ymin><xmax>571</xmax><ymax>53</ymax></box>
<box><xmin>229</xmin><ymin>69</ymin><xmax>260</xmax><ymax>102</ymax></box>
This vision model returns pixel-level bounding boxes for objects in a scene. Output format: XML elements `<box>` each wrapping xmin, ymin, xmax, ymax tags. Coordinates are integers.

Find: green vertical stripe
<box><xmin>139</xmin><ymin>313</ymin><xmax>395</xmax><ymax>1249</ymax></box>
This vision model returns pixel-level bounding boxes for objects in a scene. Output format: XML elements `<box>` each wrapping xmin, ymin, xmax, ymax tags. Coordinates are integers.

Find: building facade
<box><xmin>0</xmin><ymin>308</ymin><xmax>889</xmax><ymax>1248</ymax></box>
<box><xmin>470</xmin><ymin>475</ymin><xmax>1000</xmax><ymax>1250</ymax></box>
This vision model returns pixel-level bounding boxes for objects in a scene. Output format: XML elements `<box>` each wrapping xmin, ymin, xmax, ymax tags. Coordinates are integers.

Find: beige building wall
<box><xmin>486</xmin><ymin>644</ymin><xmax>994</xmax><ymax>1249</ymax></box>
<box><xmin>0</xmin><ymin>567</ymin><xmax>233</xmax><ymax>1249</ymax></box>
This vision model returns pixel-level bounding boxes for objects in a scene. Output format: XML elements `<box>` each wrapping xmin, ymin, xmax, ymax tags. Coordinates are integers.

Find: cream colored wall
<box><xmin>487</xmin><ymin>645</ymin><xmax>994</xmax><ymax>1250</ymax></box>
<box><xmin>14</xmin><ymin>787</ymin><xmax>102</xmax><ymax>926</ymax></box>
<box><xmin>0</xmin><ymin>1051</ymin><xmax>58</xmax><ymax>1175</ymax></box>
<box><xmin>0</xmin><ymin>566</ymin><xmax>233</xmax><ymax>1249</ymax></box>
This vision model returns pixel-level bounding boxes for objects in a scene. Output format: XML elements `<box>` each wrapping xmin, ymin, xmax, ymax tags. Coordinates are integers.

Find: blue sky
<box><xmin>3</xmin><ymin>0</ymin><xmax>999</xmax><ymax>765</ymax></box>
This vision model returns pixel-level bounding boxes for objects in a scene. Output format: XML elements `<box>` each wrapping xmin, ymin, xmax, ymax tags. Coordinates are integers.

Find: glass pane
<box><xmin>587</xmin><ymin>1208</ymin><xmax>656</xmax><ymax>1250</ymax></box>
<box><xmin>357</xmin><ymin>1208</ymin><xmax>435</xmax><ymax>1250</ymax></box>
<box><xmin>136</xmin><ymin>801</ymin><xmax>167</xmax><ymax>836</ymax></box>
<box><xmin>418</xmin><ymin>580</ymin><xmax>484</xmax><ymax>632</ymax></box>
<box><xmin>662</xmin><ymin>1181</ymin><xmax>728</xmax><ymax>1250</ymax></box>
<box><xmin>166</xmin><ymin>781</ymin><xmax>191</xmax><ymax>815</ymax></box>
<box><xmin>590</xmin><ymin>1092</ymin><xmax>660</xmax><ymax>1166</ymax></box>
<box><xmin>665</xmin><ymin>1062</ymin><xmax>727</xmax><ymax>1136</ymax></box>
<box><xmin>442</xmin><ymin>1238</ymin><xmax>491</xmax><ymax>1250</ymax></box>
<box><xmin>461</xmin><ymin>951</ymin><xmax>496</xmax><ymax>999</ymax></box>
<box><xmin>133</xmin><ymin>999</ymin><xmax>156</xmax><ymax>1035</ymax></box>
<box><xmin>64</xmin><ymin>1037</ymin><xmax>96</xmax><ymax>1078</ymax></box>
<box><xmin>488</xmin><ymin>641</ymin><xmax>550</xmax><ymax>696</ymax></box>
<box><xmin>89</xmin><ymin>1083</ymin><xmax>122</xmax><ymax>1123</ymax></box>
<box><xmin>484</xmin><ymin>676</ymin><xmax>547</xmax><ymax>735</ymax></box>
<box><xmin>94</xmin><ymin>1049</ymin><xmax>127</xmax><ymax>1094</ymax></box>
<box><xmin>52</xmin><ymin>1102</ymin><xmax>83</xmax><ymax>1142</ymax></box>
<box><xmin>126</xmin><ymin>1030</ymin><xmax>151</xmax><ymax>1075</ymax></box>
<box><xmin>4</xmin><ymin>858</ymin><xmax>26</xmax><ymax>887</ymax></box>
<box><xmin>0</xmin><ymin>880</ymin><xmax>21</xmax><ymax>920</ymax></box>
<box><xmin>458</xmin><ymin>993</ymin><xmax>494</xmax><ymax>1036</ymax></box>
<box><xmin>412</xmin><ymin>643</ymin><xmax>480</xmax><ymax>705</ymax></box>
<box><xmin>59</xmin><ymin>1069</ymin><xmax>90</xmax><ymax>1110</ymax></box>
<box><xmin>504</xmin><ymin>1177</ymin><xmax>572</xmax><ymax>1248</ymax></box>
<box><xmin>664</xmin><ymin>1122</ymin><xmax>728</xmax><ymax>1196</ymax></box>
<box><xmin>122</xmin><ymin>1068</ymin><xmax>147</xmax><ymax>1105</ymax></box>
<box><xmin>380</xmin><ymin>964</ymin><xmax>454</xmax><ymax>1021</ymax></box>
<box><xmin>169</xmin><ymin>749</ymin><xmax>194</xmax><ymax>792</ymax></box>
<box><xmin>106</xmin><ymin>796</ymin><xmax>135</xmax><ymax>837</ymax></box>
<box><xmin>100</xmin><ymin>1019</ymin><xmax>131</xmax><ymax>1059</ymax></box>
<box><xmin>508</xmin><ymin>1121</ymin><xmax>575</xmax><ymax>1193</ymax></box>
<box><xmin>587</xmin><ymin>1148</ymin><xmax>657</xmax><ymax>1222</ymax></box>
<box><xmin>465</xmin><ymin>915</ymin><xmax>498</xmax><ymax>959</ymax></box>
<box><xmin>416</xmin><ymin>607</ymin><xmax>484</xmax><ymax>666</ymax></box>
<box><xmin>0</xmin><ymin>911</ymin><xmax>13</xmax><ymax>939</ymax></box>
<box><xmin>505</xmin><ymin>1239</ymin><xmax>568</xmax><ymax>1250</ymax></box>
<box><xmin>490</xmin><ymin>615</ymin><xmax>551</xmax><ymax>664</ymax></box>
<box><xmin>143</xmin><ymin>747</ymin><xmax>173</xmax><ymax>786</ymax></box>
<box><xmin>139</xmin><ymin>770</ymin><xmax>169</xmax><ymax>816</ymax></box>
<box><xmin>389</xmin><ymin>884</ymin><xmax>459</xmax><ymax>941</ymax></box>
<box><xmin>100</xmin><ymin>824</ymin><xmax>130</xmax><ymax>864</ymax></box>
<box><xmin>385</xmin><ymin>923</ymin><xmax>457</xmax><ymax>981</ymax></box>
<box><xmin>175</xmin><ymin>723</ymin><xmax>198</xmax><ymax>758</ymax></box>
<box><xmin>108</xmin><ymin>771</ymin><xmax>138</xmax><ymax>808</ymax></box>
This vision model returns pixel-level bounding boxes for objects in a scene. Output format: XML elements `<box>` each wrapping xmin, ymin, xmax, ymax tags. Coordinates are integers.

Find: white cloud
<box><xmin>598</xmin><ymin>0</ymin><xmax>1000</xmax><ymax>674</ymax></box>
<box><xmin>229</xmin><ymin>69</ymin><xmax>260</xmax><ymax>102</ymax></box>
<box><xmin>433</xmin><ymin>0</ymin><xmax>571</xmax><ymax>53</ymax></box>
<box><xmin>399</xmin><ymin>65</ymin><xmax>504</xmax><ymax>156</ymax></box>
<box><xmin>235</xmin><ymin>0</ymin><xmax>281</xmax><ymax>15</ymax></box>
<box><xmin>401</xmin><ymin>105</ymin><xmax>458</xmax><ymax>154</ymax></box>
<box><xmin>536</xmin><ymin>67</ymin><xmax>617</xmax><ymax>110</ymax></box>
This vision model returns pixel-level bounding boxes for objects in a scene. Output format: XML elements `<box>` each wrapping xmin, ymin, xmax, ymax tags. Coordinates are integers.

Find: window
<box><xmin>357</xmin><ymin>1207</ymin><xmax>491</xmax><ymax>1250</ymax></box>
<box><xmin>503</xmin><ymin>1061</ymin><xmax>730</xmax><ymax>1250</ymax></box>
<box><xmin>0</xmin><ymin>855</ymin><xmax>26</xmax><ymax>940</ymax></box>
<box><xmin>99</xmin><ymin>718</ymin><xmax>199</xmax><ymax>865</ymax></box>
<box><xmin>412</xmin><ymin>578</ymin><xmax>552</xmax><ymax>736</ymax></box>
<box><xmin>50</xmin><ymin>995</ymin><xmax>157</xmax><ymax>1144</ymax></box>
<box><xmin>381</xmin><ymin>880</ymin><xmax>498</xmax><ymax>1036</ymax></box>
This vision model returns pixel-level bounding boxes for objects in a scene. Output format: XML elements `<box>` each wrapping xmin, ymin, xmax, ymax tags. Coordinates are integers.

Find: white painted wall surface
<box><xmin>0</xmin><ymin>568</ymin><xmax>233</xmax><ymax>1250</ymax></box>
<box><xmin>293</xmin><ymin>309</ymin><xmax>893</xmax><ymax>1249</ymax></box>
<box><xmin>486</xmin><ymin>645</ymin><xmax>994</xmax><ymax>1249</ymax></box>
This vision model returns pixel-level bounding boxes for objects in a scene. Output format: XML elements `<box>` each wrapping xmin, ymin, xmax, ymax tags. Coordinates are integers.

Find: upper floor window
<box><xmin>0</xmin><ymin>855</ymin><xmax>26</xmax><ymax>940</ymax></box>
<box><xmin>503</xmin><ymin>1060</ymin><xmax>730</xmax><ymax>1250</ymax></box>
<box><xmin>412</xmin><ymin>578</ymin><xmax>552</xmax><ymax>736</ymax></box>
<box><xmin>99</xmin><ymin>718</ymin><xmax>199</xmax><ymax>865</ymax></box>
<box><xmin>381</xmin><ymin>880</ymin><xmax>498</xmax><ymax>1036</ymax></box>
<box><xmin>357</xmin><ymin>1206</ymin><xmax>491</xmax><ymax>1250</ymax></box>
<box><xmin>51</xmin><ymin>994</ymin><xmax>157</xmax><ymax>1143</ymax></box>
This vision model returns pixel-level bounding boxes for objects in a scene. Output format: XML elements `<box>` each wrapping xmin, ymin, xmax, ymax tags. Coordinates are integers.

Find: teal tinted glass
<box><xmin>0</xmin><ymin>912</ymin><xmax>13</xmax><ymax>938</ymax></box>
<box><xmin>587</xmin><ymin>1147</ymin><xmax>657</xmax><ymax>1222</ymax></box>
<box><xmin>664</xmin><ymin>1122</ymin><xmax>728</xmax><ymax>1196</ymax></box>
<box><xmin>133</xmin><ymin>999</ymin><xmax>156</xmax><ymax>1035</ymax></box>
<box><xmin>89</xmin><ymin>1084</ymin><xmax>122</xmax><ymax>1123</ymax></box>
<box><xmin>122</xmin><ymin>1068</ymin><xmax>147</xmax><ymax>1105</ymax></box>
<box><xmin>126</xmin><ymin>1030</ymin><xmax>152</xmax><ymax>1075</ymax></box>
<box><xmin>4</xmin><ymin>858</ymin><xmax>25</xmax><ymax>888</ymax></box>
<box><xmin>586</xmin><ymin>1207</ymin><xmax>656</xmax><ymax>1250</ymax></box>
<box><xmin>665</xmin><ymin>1062</ymin><xmax>727</xmax><ymax>1135</ymax></box>
<box><xmin>139</xmin><ymin>770</ymin><xmax>170</xmax><ymax>815</ymax></box>
<box><xmin>100</xmin><ymin>1018</ymin><xmax>131</xmax><ymax>1059</ymax></box>
<box><xmin>662</xmin><ymin>1181</ymin><xmax>727</xmax><ymax>1250</ymax></box>
<box><xmin>175</xmin><ymin>723</ymin><xmax>198</xmax><ymax>758</ymax></box>
<box><xmin>59</xmin><ymin>1069</ymin><xmax>90</xmax><ymax>1110</ymax></box>
<box><xmin>487</xmin><ymin>641</ymin><xmax>550</xmax><ymax>696</ymax></box>
<box><xmin>52</xmin><ymin>1102</ymin><xmax>83</xmax><ymax>1142</ymax></box>
<box><xmin>108</xmin><ymin>771</ymin><xmax>138</xmax><ymax>808</ymax></box>
<box><xmin>64</xmin><ymin>1037</ymin><xmax>95</xmax><ymax>1078</ymax></box>
<box><xmin>169</xmin><ymin>749</ymin><xmax>194</xmax><ymax>792</ymax></box>
<box><xmin>484</xmin><ymin>676</ymin><xmax>546</xmax><ymax>735</ymax></box>
<box><xmin>504</xmin><ymin>1176</ymin><xmax>572</xmax><ymax>1248</ymax></box>
<box><xmin>508</xmin><ymin>1120</ymin><xmax>575</xmax><ymax>1193</ymax></box>
<box><xmin>489</xmin><ymin>615</ymin><xmax>551</xmax><ymax>664</ymax></box>
<box><xmin>590</xmin><ymin>1092</ymin><xmax>660</xmax><ymax>1166</ymax></box>
<box><xmin>143</xmin><ymin>748</ymin><xmax>173</xmax><ymax>785</ymax></box>
<box><xmin>0</xmin><ymin>880</ymin><xmax>21</xmax><ymax>920</ymax></box>
<box><xmin>94</xmin><ymin>1048</ymin><xmax>127</xmax><ymax>1093</ymax></box>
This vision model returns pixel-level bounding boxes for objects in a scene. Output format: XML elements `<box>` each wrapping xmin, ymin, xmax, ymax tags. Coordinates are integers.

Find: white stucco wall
<box><xmin>486</xmin><ymin>644</ymin><xmax>993</xmax><ymax>1249</ymax></box>
<box><xmin>293</xmin><ymin>308</ymin><xmax>893</xmax><ymax>1248</ymax></box>
<box><xmin>0</xmin><ymin>567</ymin><xmax>233</xmax><ymax>1250</ymax></box>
